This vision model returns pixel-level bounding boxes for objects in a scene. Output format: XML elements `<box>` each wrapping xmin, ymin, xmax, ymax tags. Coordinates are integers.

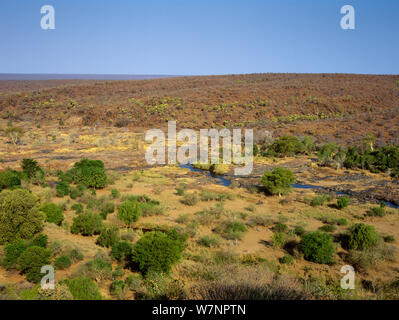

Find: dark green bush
<box><xmin>56</xmin><ymin>181</ymin><xmax>69</xmax><ymax>197</ymax></box>
<box><xmin>299</xmin><ymin>231</ymin><xmax>335</xmax><ymax>264</ymax></box>
<box><xmin>367</xmin><ymin>202</ymin><xmax>386</xmax><ymax>217</ymax></box>
<box><xmin>261</xmin><ymin>167</ymin><xmax>295</xmax><ymax>196</ymax></box>
<box><xmin>61</xmin><ymin>277</ymin><xmax>102</xmax><ymax>300</ymax></box>
<box><xmin>2</xmin><ymin>239</ymin><xmax>28</xmax><ymax>269</ymax></box>
<box><xmin>71</xmin><ymin>203</ymin><xmax>84</xmax><ymax>214</ymax></box>
<box><xmin>68</xmin><ymin>159</ymin><xmax>107</xmax><ymax>189</ymax></box>
<box><xmin>131</xmin><ymin>230</ymin><xmax>185</xmax><ymax>275</ymax></box>
<box><xmin>310</xmin><ymin>195</ymin><xmax>331</xmax><ymax>207</ymax></box>
<box><xmin>111</xmin><ymin>241</ymin><xmax>133</xmax><ymax>263</ymax></box>
<box><xmin>40</xmin><ymin>203</ymin><xmax>64</xmax><ymax>225</ymax></box>
<box><xmin>110</xmin><ymin>280</ymin><xmax>125</xmax><ymax>296</ymax></box>
<box><xmin>0</xmin><ymin>189</ymin><xmax>44</xmax><ymax>244</ymax></box>
<box><xmin>336</xmin><ymin>196</ymin><xmax>350</xmax><ymax>210</ymax></box>
<box><xmin>117</xmin><ymin>200</ymin><xmax>142</xmax><ymax>225</ymax></box>
<box><xmin>264</xmin><ymin>136</ymin><xmax>304</xmax><ymax>157</ymax></box>
<box><xmin>69</xmin><ymin>187</ymin><xmax>82</xmax><ymax>200</ymax></box>
<box><xmin>0</xmin><ymin>169</ymin><xmax>21</xmax><ymax>190</ymax></box>
<box><xmin>348</xmin><ymin>223</ymin><xmax>378</xmax><ymax>250</ymax></box>
<box><xmin>294</xmin><ymin>226</ymin><xmax>306</xmax><ymax>236</ymax></box>
<box><xmin>319</xmin><ymin>225</ymin><xmax>337</xmax><ymax>233</ymax></box>
<box><xmin>55</xmin><ymin>255</ymin><xmax>72</xmax><ymax>270</ymax></box>
<box><xmin>97</xmin><ymin>227</ymin><xmax>120</xmax><ymax>248</ymax></box>
<box><xmin>70</xmin><ymin>212</ymin><xmax>104</xmax><ymax>236</ymax></box>
<box><xmin>29</xmin><ymin>234</ymin><xmax>48</xmax><ymax>248</ymax></box>
<box><xmin>17</xmin><ymin>246</ymin><xmax>51</xmax><ymax>283</ymax></box>
<box><xmin>214</xmin><ymin>221</ymin><xmax>247</xmax><ymax>240</ymax></box>
<box><xmin>21</xmin><ymin>159</ymin><xmax>44</xmax><ymax>179</ymax></box>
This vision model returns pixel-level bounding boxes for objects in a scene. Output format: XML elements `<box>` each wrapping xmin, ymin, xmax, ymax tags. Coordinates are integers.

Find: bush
<box><xmin>348</xmin><ymin>223</ymin><xmax>378</xmax><ymax>250</ymax></box>
<box><xmin>261</xmin><ymin>167</ymin><xmax>295</xmax><ymax>196</ymax></box>
<box><xmin>56</xmin><ymin>181</ymin><xmax>69</xmax><ymax>197</ymax></box>
<box><xmin>0</xmin><ymin>189</ymin><xmax>44</xmax><ymax>244</ymax></box>
<box><xmin>265</xmin><ymin>136</ymin><xmax>304</xmax><ymax>157</ymax></box>
<box><xmin>21</xmin><ymin>159</ymin><xmax>44</xmax><ymax>180</ymax></box>
<box><xmin>17</xmin><ymin>246</ymin><xmax>51</xmax><ymax>283</ymax></box>
<box><xmin>0</xmin><ymin>169</ymin><xmax>21</xmax><ymax>190</ymax></box>
<box><xmin>274</xmin><ymin>223</ymin><xmax>288</xmax><ymax>233</ymax></box>
<box><xmin>69</xmin><ymin>248</ymin><xmax>84</xmax><ymax>263</ymax></box>
<box><xmin>55</xmin><ymin>255</ymin><xmax>72</xmax><ymax>270</ymax></box>
<box><xmin>111</xmin><ymin>241</ymin><xmax>133</xmax><ymax>263</ymax></box>
<box><xmin>176</xmin><ymin>188</ymin><xmax>184</xmax><ymax>196</ymax></box>
<box><xmin>70</xmin><ymin>213</ymin><xmax>104</xmax><ymax>236</ymax></box>
<box><xmin>30</xmin><ymin>234</ymin><xmax>48</xmax><ymax>248</ymax></box>
<box><xmin>68</xmin><ymin>159</ymin><xmax>107</xmax><ymax>189</ymax></box>
<box><xmin>272</xmin><ymin>232</ymin><xmax>285</xmax><ymax>248</ymax></box>
<box><xmin>40</xmin><ymin>203</ymin><xmax>64</xmax><ymax>225</ymax></box>
<box><xmin>110</xmin><ymin>280</ymin><xmax>125</xmax><ymax>297</ymax></box>
<box><xmin>71</xmin><ymin>203</ymin><xmax>84</xmax><ymax>214</ymax></box>
<box><xmin>280</xmin><ymin>255</ymin><xmax>294</xmax><ymax>265</ymax></box>
<box><xmin>367</xmin><ymin>202</ymin><xmax>386</xmax><ymax>217</ymax></box>
<box><xmin>319</xmin><ymin>225</ymin><xmax>337</xmax><ymax>233</ymax></box>
<box><xmin>294</xmin><ymin>226</ymin><xmax>306</xmax><ymax>236</ymax></box>
<box><xmin>117</xmin><ymin>200</ymin><xmax>142</xmax><ymax>225</ymax></box>
<box><xmin>198</xmin><ymin>235</ymin><xmax>221</xmax><ymax>248</ymax></box>
<box><xmin>97</xmin><ymin>227</ymin><xmax>120</xmax><ymax>248</ymax></box>
<box><xmin>131</xmin><ymin>230</ymin><xmax>185</xmax><ymax>275</ymax></box>
<box><xmin>310</xmin><ymin>195</ymin><xmax>331</xmax><ymax>207</ymax></box>
<box><xmin>318</xmin><ymin>143</ymin><xmax>339</xmax><ymax>166</ymax></box>
<box><xmin>336</xmin><ymin>196</ymin><xmax>350</xmax><ymax>210</ymax></box>
<box><xmin>299</xmin><ymin>231</ymin><xmax>334</xmax><ymax>264</ymax></box>
<box><xmin>69</xmin><ymin>187</ymin><xmax>81</xmax><ymax>200</ymax></box>
<box><xmin>2</xmin><ymin>239</ymin><xmax>28</xmax><ymax>269</ymax></box>
<box><xmin>5</xmin><ymin>126</ymin><xmax>24</xmax><ymax>145</ymax></box>
<box><xmin>215</xmin><ymin>221</ymin><xmax>247</xmax><ymax>240</ymax></box>
<box><xmin>181</xmin><ymin>193</ymin><xmax>199</xmax><ymax>206</ymax></box>
<box><xmin>61</xmin><ymin>277</ymin><xmax>102</xmax><ymax>300</ymax></box>
<box><xmin>111</xmin><ymin>189</ymin><xmax>120</xmax><ymax>199</ymax></box>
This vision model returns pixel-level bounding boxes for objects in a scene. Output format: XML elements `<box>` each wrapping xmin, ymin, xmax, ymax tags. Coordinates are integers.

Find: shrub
<box><xmin>40</xmin><ymin>203</ymin><xmax>64</xmax><ymax>225</ymax></box>
<box><xmin>310</xmin><ymin>195</ymin><xmax>331</xmax><ymax>207</ymax></box>
<box><xmin>348</xmin><ymin>223</ymin><xmax>378</xmax><ymax>250</ymax></box>
<box><xmin>0</xmin><ymin>189</ymin><xmax>44</xmax><ymax>244</ymax></box>
<box><xmin>261</xmin><ymin>167</ymin><xmax>295</xmax><ymax>196</ymax></box>
<box><xmin>319</xmin><ymin>225</ymin><xmax>337</xmax><ymax>233</ymax></box>
<box><xmin>274</xmin><ymin>223</ymin><xmax>288</xmax><ymax>233</ymax></box>
<box><xmin>30</xmin><ymin>234</ymin><xmax>48</xmax><ymax>248</ymax></box>
<box><xmin>367</xmin><ymin>202</ymin><xmax>386</xmax><ymax>217</ymax></box>
<box><xmin>272</xmin><ymin>232</ymin><xmax>285</xmax><ymax>248</ymax></box>
<box><xmin>2</xmin><ymin>239</ymin><xmax>28</xmax><ymax>269</ymax></box>
<box><xmin>68</xmin><ymin>159</ymin><xmax>107</xmax><ymax>189</ymax></box>
<box><xmin>56</xmin><ymin>181</ymin><xmax>69</xmax><ymax>197</ymax></box>
<box><xmin>69</xmin><ymin>187</ymin><xmax>81</xmax><ymax>200</ymax></box>
<box><xmin>266</xmin><ymin>136</ymin><xmax>304</xmax><ymax>157</ymax></box>
<box><xmin>110</xmin><ymin>280</ymin><xmax>125</xmax><ymax>297</ymax></box>
<box><xmin>181</xmin><ymin>193</ymin><xmax>199</xmax><ymax>206</ymax></box>
<box><xmin>111</xmin><ymin>189</ymin><xmax>120</xmax><ymax>199</ymax></box>
<box><xmin>69</xmin><ymin>248</ymin><xmax>84</xmax><ymax>263</ymax></box>
<box><xmin>318</xmin><ymin>143</ymin><xmax>339</xmax><ymax>166</ymax></box>
<box><xmin>383</xmin><ymin>235</ymin><xmax>395</xmax><ymax>243</ymax></box>
<box><xmin>97</xmin><ymin>227</ymin><xmax>120</xmax><ymax>248</ymax></box>
<box><xmin>336</xmin><ymin>196</ymin><xmax>350</xmax><ymax>210</ymax></box>
<box><xmin>100</xmin><ymin>202</ymin><xmax>115</xmax><ymax>219</ymax></box>
<box><xmin>176</xmin><ymin>188</ymin><xmax>184</xmax><ymax>196</ymax></box>
<box><xmin>280</xmin><ymin>255</ymin><xmax>294</xmax><ymax>265</ymax></box>
<box><xmin>17</xmin><ymin>246</ymin><xmax>51</xmax><ymax>283</ymax></box>
<box><xmin>61</xmin><ymin>277</ymin><xmax>102</xmax><ymax>300</ymax></box>
<box><xmin>71</xmin><ymin>203</ymin><xmax>84</xmax><ymax>214</ymax></box>
<box><xmin>215</xmin><ymin>221</ymin><xmax>247</xmax><ymax>240</ymax></box>
<box><xmin>21</xmin><ymin>159</ymin><xmax>44</xmax><ymax>180</ymax></box>
<box><xmin>198</xmin><ymin>235</ymin><xmax>221</xmax><ymax>248</ymax></box>
<box><xmin>55</xmin><ymin>255</ymin><xmax>72</xmax><ymax>270</ymax></box>
<box><xmin>294</xmin><ymin>226</ymin><xmax>306</xmax><ymax>236</ymax></box>
<box><xmin>111</xmin><ymin>241</ymin><xmax>133</xmax><ymax>263</ymax></box>
<box><xmin>0</xmin><ymin>169</ymin><xmax>21</xmax><ymax>190</ymax></box>
<box><xmin>125</xmin><ymin>274</ymin><xmax>143</xmax><ymax>291</ymax></box>
<box><xmin>131</xmin><ymin>230</ymin><xmax>185</xmax><ymax>275</ymax></box>
<box><xmin>117</xmin><ymin>200</ymin><xmax>142</xmax><ymax>225</ymax></box>
<box><xmin>299</xmin><ymin>231</ymin><xmax>334</xmax><ymax>264</ymax></box>
<box><xmin>70</xmin><ymin>212</ymin><xmax>104</xmax><ymax>236</ymax></box>
<box><xmin>301</xmin><ymin>136</ymin><xmax>316</xmax><ymax>155</ymax></box>
<box><xmin>5</xmin><ymin>126</ymin><xmax>24</xmax><ymax>145</ymax></box>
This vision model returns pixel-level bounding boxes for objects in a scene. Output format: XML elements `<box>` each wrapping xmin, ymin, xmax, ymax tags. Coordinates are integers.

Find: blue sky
<box><xmin>1</xmin><ymin>0</ymin><xmax>398</xmax><ymax>75</ymax></box>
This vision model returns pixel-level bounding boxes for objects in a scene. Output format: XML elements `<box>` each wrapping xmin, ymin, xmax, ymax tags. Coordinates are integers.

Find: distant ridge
<box><xmin>0</xmin><ymin>74</ymin><xmax>182</xmax><ymax>80</ymax></box>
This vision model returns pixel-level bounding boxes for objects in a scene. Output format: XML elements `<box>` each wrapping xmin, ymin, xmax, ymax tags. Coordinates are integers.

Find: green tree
<box><xmin>117</xmin><ymin>200</ymin><xmax>142</xmax><ymax>225</ymax></box>
<box><xmin>261</xmin><ymin>167</ymin><xmax>295</xmax><ymax>196</ymax></box>
<box><xmin>299</xmin><ymin>231</ymin><xmax>334</xmax><ymax>264</ymax></box>
<box><xmin>0</xmin><ymin>189</ymin><xmax>44</xmax><ymax>244</ymax></box>
<box><xmin>17</xmin><ymin>246</ymin><xmax>51</xmax><ymax>283</ymax></box>
<box><xmin>70</xmin><ymin>213</ymin><xmax>104</xmax><ymax>236</ymax></box>
<box><xmin>348</xmin><ymin>223</ymin><xmax>378</xmax><ymax>250</ymax></box>
<box><xmin>40</xmin><ymin>203</ymin><xmax>64</xmax><ymax>225</ymax></box>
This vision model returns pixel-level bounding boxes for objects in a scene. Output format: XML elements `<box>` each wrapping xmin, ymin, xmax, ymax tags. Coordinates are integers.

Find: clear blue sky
<box><xmin>1</xmin><ymin>0</ymin><xmax>398</xmax><ymax>75</ymax></box>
